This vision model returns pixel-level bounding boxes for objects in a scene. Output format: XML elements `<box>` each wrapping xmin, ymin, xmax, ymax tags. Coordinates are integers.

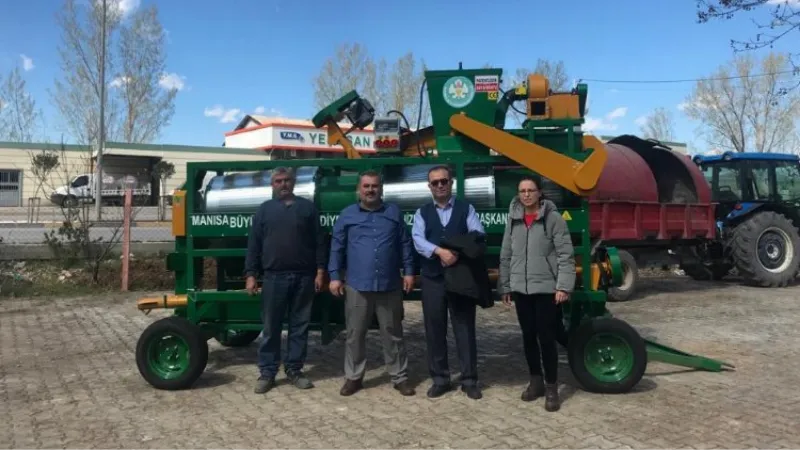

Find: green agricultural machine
<box><xmin>134</xmin><ymin>66</ymin><xmax>733</xmax><ymax>393</ymax></box>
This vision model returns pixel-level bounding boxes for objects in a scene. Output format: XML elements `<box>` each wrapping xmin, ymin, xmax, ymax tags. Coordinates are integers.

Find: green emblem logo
<box><xmin>443</xmin><ymin>76</ymin><xmax>475</xmax><ymax>108</ymax></box>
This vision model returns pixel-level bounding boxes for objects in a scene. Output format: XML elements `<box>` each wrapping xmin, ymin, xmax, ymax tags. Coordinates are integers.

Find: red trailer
<box><xmin>584</xmin><ymin>135</ymin><xmax>717</xmax><ymax>301</ymax></box>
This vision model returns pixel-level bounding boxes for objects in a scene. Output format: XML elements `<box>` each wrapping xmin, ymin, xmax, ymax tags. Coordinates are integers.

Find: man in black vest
<box><xmin>411</xmin><ymin>165</ymin><xmax>486</xmax><ymax>400</ymax></box>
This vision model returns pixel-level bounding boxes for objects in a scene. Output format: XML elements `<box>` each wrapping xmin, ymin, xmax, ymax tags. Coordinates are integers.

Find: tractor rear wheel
<box><xmin>136</xmin><ymin>316</ymin><xmax>209</xmax><ymax>390</ymax></box>
<box><xmin>730</xmin><ymin>211</ymin><xmax>800</xmax><ymax>287</ymax></box>
<box><xmin>608</xmin><ymin>250</ymin><xmax>638</xmax><ymax>302</ymax></box>
<box><xmin>567</xmin><ymin>317</ymin><xmax>647</xmax><ymax>394</ymax></box>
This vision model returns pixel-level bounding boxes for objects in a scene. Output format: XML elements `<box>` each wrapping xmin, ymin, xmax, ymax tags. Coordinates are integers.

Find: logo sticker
<box><xmin>443</xmin><ymin>76</ymin><xmax>475</xmax><ymax>108</ymax></box>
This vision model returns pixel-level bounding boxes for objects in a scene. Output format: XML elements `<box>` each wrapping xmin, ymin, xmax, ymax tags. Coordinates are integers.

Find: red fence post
<box><xmin>122</xmin><ymin>188</ymin><xmax>132</xmax><ymax>291</ymax></box>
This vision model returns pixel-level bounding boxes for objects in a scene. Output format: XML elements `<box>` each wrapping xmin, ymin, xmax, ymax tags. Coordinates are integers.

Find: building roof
<box><xmin>227</xmin><ymin>114</ymin><xmax>374</xmax><ymax>137</ymax></box>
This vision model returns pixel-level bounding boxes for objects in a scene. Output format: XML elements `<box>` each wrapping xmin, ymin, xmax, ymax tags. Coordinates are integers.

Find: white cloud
<box><xmin>253</xmin><ymin>106</ymin><xmax>283</xmax><ymax>116</ymax></box>
<box><xmin>159</xmin><ymin>72</ymin><xmax>186</xmax><ymax>91</ymax></box>
<box><xmin>634</xmin><ymin>115</ymin><xmax>648</xmax><ymax>127</ymax></box>
<box><xmin>115</xmin><ymin>0</ymin><xmax>140</xmax><ymax>16</ymax></box>
<box><xmin>110</xmin><ymin>76</ymin><xmax>129</xmax><ymax>88</ymax></box>
<box><xmin>204</xmin><ymin>105</ymin><xmax>242</xmax><ymax>124</ymax></box>
<box><xmin>20</xmin><ymin>54</ymin><xmax>34</xmax><ymax>71</ymax></box>
<box><xmin>584</xmin><ymin>106</ymin><xmax>628</xmax><ymax>132</ymax></box>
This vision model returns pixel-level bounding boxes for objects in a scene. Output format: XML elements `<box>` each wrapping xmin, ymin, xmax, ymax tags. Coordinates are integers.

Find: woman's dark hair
<box><xmin>518</xmin><ymin>175</ymin><xmax>542</xmax><ymax>191</ymax></box>
<box><xmin>518</xmin><ymin>175</ymin><xmax>545</xmax><ymax>201</ymax></box>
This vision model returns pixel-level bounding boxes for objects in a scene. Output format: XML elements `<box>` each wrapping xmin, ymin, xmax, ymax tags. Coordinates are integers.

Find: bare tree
<box><xmin>312</xmin><ymin>43</ymin><xmax>429</xmax><ymax>127</ymax></box>
<box><xmin>682</xmin><ymin>52</ymin><xmax>800</xmax><ymax>153</ymax></box>
<box><xmin>116</xmin><ymin>4</ymin><xmax>177</xmax><ymax>143</ymax></box>
<box><xmin>696</xmin><ymin>1</ymin><xmax>800</xmax><ymax>70</ymax></box>
<box><xmin>51</xmin><ymin>0</ymin><xmax>176</xmax><ymax>146</ymax></box>
<box><xmin>50</xmin><ymin>0</ymin><xmax>122</xmax><ymax>147</ymax></box>
<box><xmin>0</xmin><ymin>67</ymin><xmax>42</xmax><ymax>142</ymax></box>
<box><xmin>639</xmin><ymin>107</ymin><xmax>676</xmax><ymax>142</ymax></box>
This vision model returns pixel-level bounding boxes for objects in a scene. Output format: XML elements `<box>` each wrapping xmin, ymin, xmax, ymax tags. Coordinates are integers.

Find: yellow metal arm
<box><xmin>449</xmin><ymin>114</ymin><xmax>608</xmax><ymax>196</ymax></box>
<box><xmin>323</xmin><ymin>118</ymin><xmax>361</xmax><ymax>159</ymax></box>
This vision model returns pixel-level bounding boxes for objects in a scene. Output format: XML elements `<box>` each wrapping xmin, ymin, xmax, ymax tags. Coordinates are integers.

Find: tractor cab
<box><xmin>692</xmin><ymin>151</ymin><xmax>800</xmax><ymax>222</ymax></box>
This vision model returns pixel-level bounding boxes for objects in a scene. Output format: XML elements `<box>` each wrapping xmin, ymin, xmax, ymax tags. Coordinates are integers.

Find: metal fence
<box><xmin>0</xmin><ymin>205</ymin><xmax>174</xmax><ymax>245</ymax></box>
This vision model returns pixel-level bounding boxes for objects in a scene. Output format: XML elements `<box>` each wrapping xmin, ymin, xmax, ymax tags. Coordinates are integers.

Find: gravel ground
<box><xmin>1</xmin><ymin>274</ymin><xmax>799</xmax><ymax>449</ymax></box>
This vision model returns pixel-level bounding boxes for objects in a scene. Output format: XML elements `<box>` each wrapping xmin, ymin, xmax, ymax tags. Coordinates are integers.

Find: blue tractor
<box><xmin>678</xmin><ymin>151</ymin><xmax>800</xmax><ymax>287</ymax></box>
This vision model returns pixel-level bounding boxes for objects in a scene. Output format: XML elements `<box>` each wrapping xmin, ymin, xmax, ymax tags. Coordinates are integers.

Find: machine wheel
<box><xmin>135</xmin><ymin>316</ymin><xmax>209</xmax><ymax>390</ymax></box>
<box><xmin>215</xmin><ymin>330</ymin><xmax>260</xmax><ymax>347</ymax></box>
<box><xmin>567</xmin><ymin>317</ymin><xmax>648</xmax><ymax>394</ymax></box>
<box><xmin>608</xmin><ymin>250</ymin><xmax>638</xmax><ymax>302</ymax></box>
<box><xmin>729</xmin><ymin>211</ymin><xmax>800</xmax><ymax>287</ymax></box>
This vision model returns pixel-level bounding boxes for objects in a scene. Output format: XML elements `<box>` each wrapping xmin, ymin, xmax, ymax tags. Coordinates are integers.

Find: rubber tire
<box><xmin>568</xmin><ymin>317</ymin><xmax>648</xmax><ymax>394</ymax></box>
<box><xmin>215</xmin><ymin>330</ymin><xmax>260</xmax><ymax>347</ymax></box>
<box><xmin>608</xmin><ymin>250</ymin><xmax>638</xmax><ymax>302</ymax></box>
<box><xmin>729</xmin><ymin>211</ymin><xmax>800</xmax><ymax>287</ymax></box>
<box><xmin>136</xmin><ymin>316</ymin><xmax>209</xmax><ymax>390</ymax></box>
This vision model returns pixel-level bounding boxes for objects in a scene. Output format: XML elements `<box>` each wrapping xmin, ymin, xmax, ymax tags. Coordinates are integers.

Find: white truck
<box><xmin>49</xmin><ymin>172</ymin><xmax>153</xmax><ymax>208</ymax></box>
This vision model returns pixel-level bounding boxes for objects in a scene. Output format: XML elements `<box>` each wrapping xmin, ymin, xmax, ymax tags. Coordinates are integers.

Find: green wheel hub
<box><xmin>584</xmin><ymin>332</ymin><xmax>635</xmax><ymax>383</ymax></box>
<box><xmin>147</xmin><ymin>333</ymin><xmax>191</xmax><ymax>380</ymax></box>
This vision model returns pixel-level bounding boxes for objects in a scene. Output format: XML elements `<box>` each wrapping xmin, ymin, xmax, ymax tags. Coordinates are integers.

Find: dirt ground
<box><xmin>1</xmin><ymin>273</ymin><xmax>799</xmax><ymax>449</ymax></box>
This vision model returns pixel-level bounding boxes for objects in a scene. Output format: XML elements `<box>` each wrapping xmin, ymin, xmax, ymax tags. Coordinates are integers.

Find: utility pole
<box><xmin>95</xmin><ymin>0</ymin><xmax>107</xmax><ymax>221</ymax></box>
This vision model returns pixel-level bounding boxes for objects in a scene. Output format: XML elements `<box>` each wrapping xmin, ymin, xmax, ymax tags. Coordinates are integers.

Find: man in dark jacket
<box><xmin>411</xmin><ymin>165</ymin><xmax>486</xmax><ymax>400</ymax></box>
<box><xmin>244</xmin><ymin>167</ymin><xmax>327</xmax><ymax>395</ymax></box>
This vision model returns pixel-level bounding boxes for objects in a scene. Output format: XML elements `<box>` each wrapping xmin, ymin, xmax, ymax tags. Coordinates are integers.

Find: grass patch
<box><xmin>0</xmin><ymin>256</ymin><xmax>218</xmax><ymax>298</ymax></box>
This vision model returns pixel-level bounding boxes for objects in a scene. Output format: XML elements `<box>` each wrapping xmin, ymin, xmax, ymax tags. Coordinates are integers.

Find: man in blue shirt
<box><xmin>328</xmin><ymin>170</ymin><xmax>416</xmax><ymax>397</ymax></box>
<box><xmin>412</xmin><ymin>165</ymin><xmax>486</xmax><ymax>400</ymax></box>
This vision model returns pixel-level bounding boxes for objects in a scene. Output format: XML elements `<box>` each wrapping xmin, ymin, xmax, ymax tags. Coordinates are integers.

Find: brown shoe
<box><xmin>393</xmin><ymin>380</ymin><xmax>415</xmax><ymax>396</ymax></box>
<box><xmin>340</xmin><ymin>378</ymin><xmax>363</xmax><ymax>396</ymax></box>
<box><xmin>521</xmin><ymin>375</ymin><xmax>545</xmax><ymax>402</ymax></box>
<box><xmin>544</xmin><ymin>383</ymin><xmax>560</xmax><ymax>412</ymax></box>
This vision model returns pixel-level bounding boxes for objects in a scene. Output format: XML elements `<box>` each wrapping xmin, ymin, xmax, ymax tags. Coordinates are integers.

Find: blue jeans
<box><xmin>257</xmin><ymin>271</ymin><xmax>315</xmax><ymax>379</ymax></box>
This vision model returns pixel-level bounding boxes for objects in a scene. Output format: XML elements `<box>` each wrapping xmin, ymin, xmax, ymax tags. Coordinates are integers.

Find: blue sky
<box><xmin>0</xmin><ymin>0</ymin><xmax>796</xmax><ymax>154</ymax></box>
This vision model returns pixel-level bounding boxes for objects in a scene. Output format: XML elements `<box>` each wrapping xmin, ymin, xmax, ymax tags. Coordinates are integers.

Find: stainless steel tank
<box><xmin>203</xmin><ymin>167</ymin><xmax>319</xmax><ymax>213</ymax></box>
<box><xmin>202</xmin><ymin>164</ymin><xmax>496</xmax><ymax>213</ymax></box>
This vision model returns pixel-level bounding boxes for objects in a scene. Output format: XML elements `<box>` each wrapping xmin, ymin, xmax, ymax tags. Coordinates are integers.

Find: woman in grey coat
<box><xmin>498</xmin><ymin>176</ymin><xmax>576</xmax><ymax>411</ymax></box>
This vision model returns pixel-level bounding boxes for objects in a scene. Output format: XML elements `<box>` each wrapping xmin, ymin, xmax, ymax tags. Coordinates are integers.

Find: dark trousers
<box><xmin>420</xmin><ymin>274</ymin><xmax>478</xmax><ymax>387</ymax></box>
<box><xmin>257</xmin><ymin>271</ymin><xmax>315</xmax><ymax>379</ymax></box>
<box><xmin>513</xmin><ymin>293</ymin><xmax>559</xmax><ymax>383</ymax></box>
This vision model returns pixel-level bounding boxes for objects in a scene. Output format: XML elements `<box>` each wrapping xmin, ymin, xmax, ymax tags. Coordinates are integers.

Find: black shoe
<box><xmin>426</xmin><ymin>383</ymin><xmax>452</xmax><ymax>398</ymax></box>
<box><xmin>544</xmin><ymin>383</ymin><xmax>561</xmax><ymax>412</ymax></box>
<box><xmin>461</xmin><ymin>384</ymin><xmax>482</xmax><ymax>400</ymax></box>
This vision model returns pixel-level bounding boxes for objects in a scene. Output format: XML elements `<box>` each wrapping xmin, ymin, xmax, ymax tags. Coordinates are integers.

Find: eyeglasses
<box><xmin>430</xmin><ymin>178</ymin><xmax>450</xmax><ymax>187</ymax></box>
<box><xmin>518</xmin><ymin>189</ymin><xmax>538</xmax><ymax>195</ymax></box>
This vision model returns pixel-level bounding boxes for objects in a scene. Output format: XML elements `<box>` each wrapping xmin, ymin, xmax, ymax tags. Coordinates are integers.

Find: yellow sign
<box><xmin>562</xmin><ymin>211</ymin><xmax>572</xmax><ymax>221</ymax></box>
<box><xmin>487</xmin><ymin>91</ymin><xmax>498</xmax><ymax>100</ymax></box>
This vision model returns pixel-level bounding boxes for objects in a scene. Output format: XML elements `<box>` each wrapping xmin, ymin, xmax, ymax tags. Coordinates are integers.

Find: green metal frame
<box><xmin>136</xmin><ymin>65</ymin><xmax>734</xmax><ymax>392</ymax></box>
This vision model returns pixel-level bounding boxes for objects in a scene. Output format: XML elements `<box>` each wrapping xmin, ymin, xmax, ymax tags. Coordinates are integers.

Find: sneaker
<box><xmin>254</xmin><ymin>376</ymin><xmax>275</xmax><ymax>394</ymax></box>
<box><xmin>287</xmin><ymin>371</ymin><xmax>314</xmax><ymax>389</ymax></box>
